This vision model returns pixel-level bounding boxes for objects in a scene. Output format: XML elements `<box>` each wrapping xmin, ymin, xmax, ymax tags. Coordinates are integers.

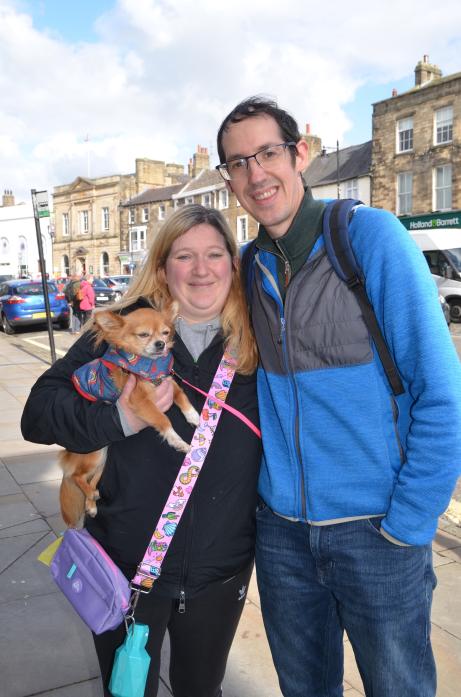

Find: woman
<box><xmin>21</xmin><ymin>205</ymin><xmax>261</xmax><ymax>697</ymax></box>
<box><xmin>79</xmin><ymin>274</ymin><xmax>96</xmax><ymax>324</ymax></box>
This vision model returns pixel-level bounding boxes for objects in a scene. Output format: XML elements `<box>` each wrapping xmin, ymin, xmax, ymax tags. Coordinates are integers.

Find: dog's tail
<box><xmin>59</xmin><ymin>475</ymin><xmax>85</xmax><ymax>528</ymax></box>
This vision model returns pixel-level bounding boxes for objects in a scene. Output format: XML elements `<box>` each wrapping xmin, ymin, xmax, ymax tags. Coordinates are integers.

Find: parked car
<box><xmin>0</xmin><ymin>279</ymin><xmax>70</xmax><ymax>334</ymax></box>
<box><xmin>104</xmin><ymin>275</ymin><xmax>133</xmax><ymax>299</ymax></box>
<box><xmin>92</xmin><ymin>278</ymin><xmax>117</xmax><ymax>306</ymax></box>
<box><xmin>439</xmin><ymin>293</ymin><xmax>451</xmax><ymax>326</ymax></box>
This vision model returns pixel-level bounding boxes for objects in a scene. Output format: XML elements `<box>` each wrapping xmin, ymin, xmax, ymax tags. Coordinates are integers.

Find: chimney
<box><xmin>392</xmin><ymin>88</ymin><xmax>398</xmax><ymax>97</ymax></box>
<box><xmin>415</xmin><ymin>55</ymin><xmax>442</xmax><ymax>87</ymax></box>
<box><xmin>305</xmin><ymin>123</ymin><xmax>311</xmax><ymax>134</ymax></box>
<box><xmin>190</xmin><ymin>146</ymin><xmax>210</xmax><ymax>177</ymax></box>
<box><xmin>2</xmin><ymin>189</ymin><xmax>15</xmax><ymax>207</ymax></box>
<box><xmin>300</xmin><ymin>126</ymin><xmax>322</xmax><ymax>167</ymax></box>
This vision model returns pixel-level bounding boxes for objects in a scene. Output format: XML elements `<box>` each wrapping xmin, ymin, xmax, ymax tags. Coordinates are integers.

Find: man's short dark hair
<box><xmin>217</xmin><ymin>96</ymin><xmax>301</xmax><ymax>164</ymax></box>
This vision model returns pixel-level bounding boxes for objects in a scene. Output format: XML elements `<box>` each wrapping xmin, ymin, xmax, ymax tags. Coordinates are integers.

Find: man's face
<box><xmin>220</xmin><ymin>114</ymin><xmax>308</xmax><ymax>239</ymax></box>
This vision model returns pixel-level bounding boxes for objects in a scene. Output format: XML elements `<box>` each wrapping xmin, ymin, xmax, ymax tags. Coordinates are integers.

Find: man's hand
<box><xmin>116</xmin><ymin>374</ymin><xmax>175</xmax><ymax>436</ymax></box>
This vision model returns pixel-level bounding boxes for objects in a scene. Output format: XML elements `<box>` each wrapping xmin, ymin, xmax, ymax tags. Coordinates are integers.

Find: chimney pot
<box><xmin>305</xmin><ymin>123</ymin><xmax>311</xmax><ymax>134</ymax></box>
<box><xmin>392</xmin><ymin>88</ymin><xmax>398</xmax><ymax>97</ymax></box>
<box><xmin>423</xmin><ymin>54</ymin><xmax>429</xmax><ymax>63</ymax></box>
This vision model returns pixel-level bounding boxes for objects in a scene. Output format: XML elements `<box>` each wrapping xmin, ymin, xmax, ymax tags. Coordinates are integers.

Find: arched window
<box><xmin>62</xmin><ymin>255</ymin><xmax>70</xmax><ymax>276</ymax></box>
<box><xmin>100</xmin><ymin>251</ymin><xmax>109</xmax><ymax>276</ymax></box>
<box><xmin>1</xmin><ymin>237</ymin><xmax>9</xmax><ymax>256</ymax></box>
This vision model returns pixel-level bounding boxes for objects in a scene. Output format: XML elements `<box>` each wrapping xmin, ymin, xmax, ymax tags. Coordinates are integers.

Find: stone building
<box><xmin>52</xmin><ymin>157</ymin><xmax>186</xmax><ymax>278</ymax></box>
<box><xmin>371</xmin><ymin>56</ymin><xmax>461</xmax><ymax>217</ymax></box>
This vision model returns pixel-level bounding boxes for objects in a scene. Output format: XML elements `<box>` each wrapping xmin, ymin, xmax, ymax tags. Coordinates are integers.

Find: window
<box><xmin>143</xmin><ymin>207</ymin><xmax>149</xmax><ymax>222</ymax></box>
<box><xmin>435</xmin><ymin>106</ymin><xmax>453</xmax><ymax>145</ymax></box>
<box><xmin>397</xmin><ymin>172</ymin><xmax>413</xmax><ymax>215</ymax></box>
<box><xmin>62</xmin><ymin>213</ymin><xmax>69</xmax><ymax>236</ymax></box>
<box><xmin>100</xmin><ymin>251</ymin><xmax>109</xmax><ymax>275</ymax></box>
<box><xmin>185</xmin><ymin>197</ymin><xmax>194</xmax><ymax>205</ymax></box>
<box><xmin>202</xmin><ymin>193</ymin><xmax>212</xmax><ymax>208</ymax></box>
<box><xmin>434</xmin><ymin>165</ymin><xmax>452</xmax><ymax>211</ymax></box>
<box><xmin>237</xmin><ymin>216</ymin><xmax>249</xmax><ymax>243</ymax></box>
<box><xmin>129</xmin><ymin>208</ymin><xmax>135</xmax><ymax>224</ymax></box>
<box><xmin>397</xmin><ymin>117</ymin><xmax>413</xmax><ymax>153</ymax></box>
<box><xmin>62</xmin><ymin>255</ymin><xmax>70</xmax><ymax>276</ymax></box>
<box><xmin>102</xmin><ymin>207</ymin><xmax>110</xmax><ymax>230</ymax></box>
<box><xmin>219</xmin><ymin>189</ymin><xmax>229</xmax><ymax>209</ymax></box>
<box><xmin>130</xmin><ymin>227</ymin><xmax>146</xmax><ymax>252</ymax></box>
<box><xmin>344</xmin><ymin>179</ymin><xmax>358</xmax><ymax>199</ymax></box>
<box><xmin>80</xmin><ymin>210</ymin><xmax>89</xmax><ymax>233</ymax></box>
<box><xmin>158</xmin><ymin>204</ymin><xmax>166</xmax><ymax>220</ymax></box>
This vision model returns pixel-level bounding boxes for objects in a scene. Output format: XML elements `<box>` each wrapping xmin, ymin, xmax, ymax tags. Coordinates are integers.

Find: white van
<box><xmin>410</xmin><ymin>229</ymin><xmax>461</xmax><ymax>322</ymax></box>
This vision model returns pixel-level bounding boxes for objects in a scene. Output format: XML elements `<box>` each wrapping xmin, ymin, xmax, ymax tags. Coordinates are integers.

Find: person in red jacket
<box><xmin>79</xmin><ymin>275</ymin><xmax>95</xmax><ymax>324</ymax></box>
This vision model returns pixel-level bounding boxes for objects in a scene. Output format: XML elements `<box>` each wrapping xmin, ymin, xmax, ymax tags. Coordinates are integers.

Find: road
<box><xmin>3</xmin><ymin>321</ymin><xmax>461</xmax><ymax>520</ymax></box>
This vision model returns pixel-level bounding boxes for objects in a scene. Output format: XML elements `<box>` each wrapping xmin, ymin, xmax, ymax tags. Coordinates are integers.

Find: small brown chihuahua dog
<box><xmin>59</xmin><ymin>305</ymin><xmax>199</xmax><ymax>527</ymax></box>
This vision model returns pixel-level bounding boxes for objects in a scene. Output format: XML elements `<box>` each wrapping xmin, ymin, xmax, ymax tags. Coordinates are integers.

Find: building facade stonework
<box><xmin>371</xmin><ymin>56</ymin><xmax>460</xmax><ymax>216</ymax></box>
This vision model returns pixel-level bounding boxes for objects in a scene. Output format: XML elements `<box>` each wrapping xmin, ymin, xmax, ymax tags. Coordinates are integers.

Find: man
<box><xmin>64</xmin><ymin>274</ymin><xmax>82</xmax><ymax>334</ymax></box>
<box><xmin>215</xmin><ymin>97</ymin><xmax>461</xmax><ymax>697</ymax></box>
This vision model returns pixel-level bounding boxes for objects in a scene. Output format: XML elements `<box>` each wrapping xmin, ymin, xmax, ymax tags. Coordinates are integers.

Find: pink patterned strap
<box><xmin>131</xmin><ymin>351</ymin><xmax>237</xmax><ymax>590</ymax></box>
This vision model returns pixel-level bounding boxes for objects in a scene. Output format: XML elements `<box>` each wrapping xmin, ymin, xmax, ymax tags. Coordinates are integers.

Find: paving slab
<box><xmin>37</xmin><ymin>678</ymin><xmax>104</xmax><ymax>697</ymax></box>
<box><xmin>439</xmin><ymin>545</ymin><xmax>461</xmax><ymax>563</ymax></box>
<box><xmin>431</xmin><ymin>623</ymin><xmax>461</xmax><ymax>697</ymax></box>
<box><xmin>0</xmin><ymin>494</ymin><xmax>42</xmax><ymax>531</ymax></box>
<box><xmin>0</xmin><ymin>531</ymin><xmax>58</xmax><ymax>603</ymax></box>
<box><xmin>3</xmin><ymin>450</ymin><xmax>62</xmax><ymax>484</ymax></box>
<box><xmin>0</xmin><ymin>462</ymin><xmax>21</xmax><ymax>495</ymax></box>
<box><xmin>0</xmin><ymin>592</ymin><xmax>100</xmax><ymax>697</ymax></box>
<box><xmin>0</xmin><ymin>530</ymin><xmax>46</xmax><ymax>573</ymax></box>
<box><xmin>22</xmin><ymin>479</ymin><xmax>61</xmax><ymax>517</ymax></box>
<box><xmin>0</xmin><ymin>516</ymin><xmax>49</xmax><ymax>539</ymax></box>
<box><xmin>432</xmin><ymin>562</ymin><xmax>461</xmax><ymax>640</ymax></box>
<box><xmin>433</xmin><ymin>529</ymin><xmax>461</xmax><ymax>552</ymax></box>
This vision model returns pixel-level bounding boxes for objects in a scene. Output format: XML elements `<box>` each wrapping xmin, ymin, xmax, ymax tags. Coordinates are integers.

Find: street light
<box><xmin>321</xmin><ymin>140</ymin><xmax>341</xmax><ymax>199</ymax></box>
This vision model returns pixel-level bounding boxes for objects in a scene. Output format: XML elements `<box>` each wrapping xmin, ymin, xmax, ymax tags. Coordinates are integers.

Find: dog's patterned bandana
<box><xmin>72</xmin><ymin>346</ymin><xmax>173</xmax><ymax>402</ymax></box>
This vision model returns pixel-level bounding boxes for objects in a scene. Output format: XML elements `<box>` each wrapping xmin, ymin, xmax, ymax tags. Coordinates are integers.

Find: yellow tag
<box><xmin>37</xmin><ymin>536</ymin><xmax>63</xmax><ymax>566</ymax></box>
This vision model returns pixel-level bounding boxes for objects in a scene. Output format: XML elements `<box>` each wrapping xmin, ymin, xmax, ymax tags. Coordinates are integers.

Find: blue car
<box><xmin>0</xmin><ymin>279</ymin><xmax>70</xmax><ymax>334</ymax></box>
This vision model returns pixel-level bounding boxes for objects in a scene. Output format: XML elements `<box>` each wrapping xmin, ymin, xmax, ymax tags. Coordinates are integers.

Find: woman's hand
<box><xmin>116</xmin><ymin>374</ymin><xmax>175</xmax><ymax>436</ymax></box>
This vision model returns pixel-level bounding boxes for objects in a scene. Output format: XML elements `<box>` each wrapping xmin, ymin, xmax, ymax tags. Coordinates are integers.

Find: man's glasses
<box><xmin>216</xmin><ymin>142</ymin><xmax>296</xmax><ymax>181</ymax></box>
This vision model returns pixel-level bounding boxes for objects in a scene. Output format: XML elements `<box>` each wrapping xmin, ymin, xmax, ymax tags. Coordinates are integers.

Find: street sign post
<box><xmin>31</xmin><ymin>189</ymin><xmax>56</xmax><ymax>364</ymax></box>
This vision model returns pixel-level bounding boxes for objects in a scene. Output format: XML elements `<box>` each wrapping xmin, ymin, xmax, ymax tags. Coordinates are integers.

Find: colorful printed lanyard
<box><xmin>131</xmin><ymin>351</ymin><xmax>238</xmax><ymax>591</ymax></box>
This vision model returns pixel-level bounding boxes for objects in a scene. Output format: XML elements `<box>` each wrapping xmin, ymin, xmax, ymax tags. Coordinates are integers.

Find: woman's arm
<box><xmin>21</xmin><ymin>331</ymin><xmax>125</xmax><ymax>453</ymax></box>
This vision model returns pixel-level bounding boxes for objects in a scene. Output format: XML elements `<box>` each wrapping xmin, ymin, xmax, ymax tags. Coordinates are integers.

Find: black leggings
<box><xmin>93</xmin><ymin>562</ymin><xmax>253</xmax><ymax>697</ymax></box>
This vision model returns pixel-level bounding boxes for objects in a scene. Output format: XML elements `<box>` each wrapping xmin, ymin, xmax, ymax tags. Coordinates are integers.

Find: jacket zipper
<box><xmin>177</xmin><ymin>494</ymin><xmax>195</xmax><ymax>614</ymax></box>
<box><xmin>275</xmin><ymin>241</ymin><xmax>292</xmax><ymax>287</ymax></box>
<box><xmin>280</xmin><ymin>312</ymin><xmax>307</xmax><ymax>520</ymax></box>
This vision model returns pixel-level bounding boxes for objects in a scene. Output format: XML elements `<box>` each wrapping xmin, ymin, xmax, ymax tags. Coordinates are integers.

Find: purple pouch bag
<box><xmin>50</xmin><ymin>528</ymin><xmax>131</xmax><ymax>635</ymax></box>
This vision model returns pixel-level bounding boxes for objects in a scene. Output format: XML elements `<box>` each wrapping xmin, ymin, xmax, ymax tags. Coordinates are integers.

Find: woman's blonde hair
<box><xmin>112</xmin><ymin>204</ymin><xmax>257</xmax><ymax>374</ymax></box>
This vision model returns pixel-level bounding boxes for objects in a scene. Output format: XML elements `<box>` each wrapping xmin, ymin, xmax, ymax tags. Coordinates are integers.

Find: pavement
<box><xmin>0</xmin><ymin>330</ymin><xmax>461</xmax><ymax>697</ymax></box>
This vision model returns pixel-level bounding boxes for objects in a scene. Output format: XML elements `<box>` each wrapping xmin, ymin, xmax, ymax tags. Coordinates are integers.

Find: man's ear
<box><xmin>294</xmin><ymin>139</ymin><xmax>309</xmax><ymax>174</ymax></box>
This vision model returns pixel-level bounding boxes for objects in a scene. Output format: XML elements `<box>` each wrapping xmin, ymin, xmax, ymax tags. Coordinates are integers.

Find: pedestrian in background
<box><xmin>78</xmin><ymin>275</ymin><xmax>95</xmax><ymax>324</ymax></box>
<box><xmin>64</xmin><ymin>274</ymin><xmax>83</xmax><ymax>334</ymax></box>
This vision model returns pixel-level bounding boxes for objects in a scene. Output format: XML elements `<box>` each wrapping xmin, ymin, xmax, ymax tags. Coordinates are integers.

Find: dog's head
<box><xmin>92</xmin><ymin>304</ymin><xmax>178</xmax><ymax>358</ymax></box>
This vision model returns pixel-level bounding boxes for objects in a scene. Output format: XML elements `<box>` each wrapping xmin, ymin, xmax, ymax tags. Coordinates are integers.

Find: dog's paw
<box><xmin>164</xmin><ymin>427</ymin><xmax>191</xmax><ymax>453</ymax></box>
<box><xmin>85</xmin><ymin>501</ymin><xmax>98</xmax><ymax>517</ymax></box>
<box><xmin>93</xmin><ymin>489</ymin><xmax>101</xmax><ymax>501</ymax></box>
<box><xmin>184</xmin><ymin>407</ymin><xmax>200</xmax><ymax>426</ymax></box>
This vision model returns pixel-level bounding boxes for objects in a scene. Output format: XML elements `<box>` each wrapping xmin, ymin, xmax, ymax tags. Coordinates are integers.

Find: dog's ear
<box><xmin>93</xmin><ymin>311</ymin><xmax>125</xmax><ymax>334</ymax></box>
<box><xmin>168</xmin><ymin>300</ymin><xmax>180</xmax><ymax>322</ymax></box>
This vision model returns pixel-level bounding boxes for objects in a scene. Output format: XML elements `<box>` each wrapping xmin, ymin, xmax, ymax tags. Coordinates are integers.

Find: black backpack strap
<box><xmin>323</xmin><ymin>199</ymin><xmax>405</xmax><ymax>396</ymax></box>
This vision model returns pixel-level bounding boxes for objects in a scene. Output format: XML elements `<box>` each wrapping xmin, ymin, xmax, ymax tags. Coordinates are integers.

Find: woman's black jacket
<box><xmin>20</xmin><ymin>302</ymin><xmax>261</xmax><ymax>600</ymax></box>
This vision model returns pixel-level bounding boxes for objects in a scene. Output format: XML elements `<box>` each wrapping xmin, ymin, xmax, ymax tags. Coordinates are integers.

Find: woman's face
<box><xmin>165</xmin><ymin>223</ymin><xmax>234</xmax><ymax>323</ymax></box>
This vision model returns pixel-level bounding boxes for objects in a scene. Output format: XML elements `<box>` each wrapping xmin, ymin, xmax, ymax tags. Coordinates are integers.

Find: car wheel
<box><xmin>1</xmin><ymin>313</ymin><xmax>16</xmax><ymax>335</ymax></box>
<box><xmin>449</xmin><ymin>299</ymin><xmax>461</xmax><ymax>323</ymax></box>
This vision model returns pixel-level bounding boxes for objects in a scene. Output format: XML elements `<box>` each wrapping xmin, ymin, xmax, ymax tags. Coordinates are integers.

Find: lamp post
<box><xmin>321</xmin><ymin>140</ymin><xmax>341</xmax><ymax>199</ymax></box>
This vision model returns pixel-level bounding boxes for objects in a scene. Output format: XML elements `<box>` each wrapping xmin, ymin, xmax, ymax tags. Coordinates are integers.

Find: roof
<box><xmin>122</xmin><ymin>183</ymin><xmax>186</xmax><ymax>206</ymax></box>
<box><xmin>176</xmin><ymin>169</ymin><xmax>223</xmax><ymax>196</ymax></box>
<box><xmin>303</xmin><ymin>141</ymin><xmax>372</xmax><ymax>187</ymax></box>
<box><xmin>373</xmin><ymin>70</ymin><xmax>461</xmax><ymax>107</ymax></box>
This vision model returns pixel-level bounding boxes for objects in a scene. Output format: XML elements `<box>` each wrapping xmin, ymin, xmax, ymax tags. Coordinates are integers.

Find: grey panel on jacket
<box><xmin>251</xmin><ymin>249</ymin><xmax>374</xmax><ymax>375</ymax></box>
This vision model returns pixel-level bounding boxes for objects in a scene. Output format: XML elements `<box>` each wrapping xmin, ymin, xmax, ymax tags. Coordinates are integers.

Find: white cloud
<box><xmin>1</xmin><ymin>0</ymin><xmax>461</xmax><ymax>202</ymax></box>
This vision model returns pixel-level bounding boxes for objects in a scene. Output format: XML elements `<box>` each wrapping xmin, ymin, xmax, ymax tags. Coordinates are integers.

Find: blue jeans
<box><xmin>255</xmin><ymin>505</ymin><xmax>437</xmax><ymax>697</ymax></box>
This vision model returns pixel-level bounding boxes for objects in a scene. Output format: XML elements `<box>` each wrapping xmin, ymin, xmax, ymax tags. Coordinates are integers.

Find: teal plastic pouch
<box><xmin>109</xmin><ymin>622</ymin><xmax>151</xmax><ymax>697</ymax></box>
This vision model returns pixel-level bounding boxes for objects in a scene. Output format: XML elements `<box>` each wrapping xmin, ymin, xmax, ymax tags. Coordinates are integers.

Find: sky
<box><xmin>1</xmin><ymin>0</ymin><xmax>461</xmax><ymax>204</ymax></box>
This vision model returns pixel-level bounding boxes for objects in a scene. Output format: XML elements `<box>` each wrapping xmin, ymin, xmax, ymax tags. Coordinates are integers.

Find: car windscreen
<box><xmin>445</xmin><ymin>248</ymin><xmax>461</xmax><ymax>272</ymax></box>
<box><xmin>93</xmin><ymin>279</ymin><xmax>109</xmax><ymax>288</ymax></box>
<box><xmin>13</xmin><ymin>283</ymin><xmax>57</xmax><ymax>295</ymax></box>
